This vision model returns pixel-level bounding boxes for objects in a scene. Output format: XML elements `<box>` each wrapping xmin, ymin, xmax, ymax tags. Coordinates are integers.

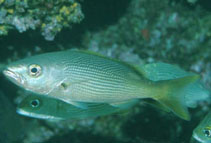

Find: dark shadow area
<box><xmin>197</xmin><ymin>0</ymin><xmax>211</xmax><ymax>10</ymax></box>
<box><xmin>0</xmin><ymin>30</ymin><xmax>55</xmax><ymax>61</ymax></box>
<box><xmin>0</xmin><ymin>0</ymin><xmax>131</xmax><ymax>60</ymax></box>
<box><xmin>0</xmin><ymin>90</ymin><xmax>27</xmax><ymax>143</ymax></box>
<box><xmin>0</xmin><ymin>74</ymin><xmax>19</xmax><ymax>102</ymax></box>
<box><xmin>49</xmin><ymin>0</ymin><xmax>132</xmax><ymax>46</ymax></box>
<box><xmin>81</xmin><ymin>0</ymin><xmax>131</xmax><ymax>30</ymax></box>
<box><xmin>178</xmin><ymin>109</ymin><xmax>202</xmax><ymax>143</ymax></box>
<box><xmin>45</xmin><ymin>130</ymin><xmax>126</xmax><ymax>143</ymax></box>
<box><xmin>121</xmin><ymin>105</ymin><xmax>193</xmax><ymax>143</ymax></box>
<box><xmin>172</xmin><ymin>0</ymin><xmax>211</xmax><ymax>10</ymax></box>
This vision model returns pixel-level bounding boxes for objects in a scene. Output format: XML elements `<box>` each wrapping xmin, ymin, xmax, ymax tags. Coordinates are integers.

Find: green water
<box><xmin>0</xmin><ymin>0</ymin><xmax>210</xmax><ymax>143</ymax></box>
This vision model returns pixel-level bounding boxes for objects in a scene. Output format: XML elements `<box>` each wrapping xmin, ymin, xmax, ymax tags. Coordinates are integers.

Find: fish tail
<box><xmin>153</xmin><ymin>75</ymin><xmax>200</xmax><ymax>121</ymax></box>
<box><xmin>137</xmin><ymin>62</ymin><xmax>209</xmax><ymax>107</ymax></box>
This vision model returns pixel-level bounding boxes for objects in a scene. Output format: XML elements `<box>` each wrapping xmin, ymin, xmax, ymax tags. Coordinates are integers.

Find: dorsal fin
<box><xmin>137</xmin><ymin>62</ymin><xmax>194</xmax><ymax>81</ymax></box>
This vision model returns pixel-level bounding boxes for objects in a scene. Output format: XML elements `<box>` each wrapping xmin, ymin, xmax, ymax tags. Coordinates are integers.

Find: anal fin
<box><xmin>143</xmin><ymin>99</ymin><xmax>171</xmax><ymax>113</ymax></box>
<box><xmin>158</xmin><ymin>97</ymin><xmax>190</xmax><ymax>120</ymax></box>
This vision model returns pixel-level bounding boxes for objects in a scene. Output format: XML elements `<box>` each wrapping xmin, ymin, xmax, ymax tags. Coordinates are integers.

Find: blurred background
<box><xmin>0</xmin><ymin>0</ymin><xmax>210</xmax><ymax>142</ymax></box>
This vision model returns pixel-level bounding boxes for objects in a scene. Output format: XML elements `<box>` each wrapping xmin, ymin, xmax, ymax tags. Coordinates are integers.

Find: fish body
<box><xmin>3</xmin><ymin>50</ymin><xmax>208</xmax><ymax>120</ymax></box>
<box><xmin>193</xmin><ymin>111</ymin><xmax>211</xmax><ymax>143</ymax></box>
<box><xmin>17</xmin><ymin>94</ymin><xmax>127</xmax><ymax>120</ymax></box>
<box><xmin>4</xmin><ymin>50</ymin><xmax>152</xmax><ymax>102</ymax></box>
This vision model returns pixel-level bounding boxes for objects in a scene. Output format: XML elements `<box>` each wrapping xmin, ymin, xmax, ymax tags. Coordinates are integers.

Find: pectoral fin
<box><xmin>61</xmin><ymin>99</ymin><xmax>88</xmax><ymax>109</ymax></box>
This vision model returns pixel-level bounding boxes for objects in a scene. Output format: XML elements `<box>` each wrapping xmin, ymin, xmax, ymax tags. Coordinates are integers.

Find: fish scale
<box><xmin>3</xmin><ymin>50</ymin><xmax>208</xmax><ymax>120</ymax></box>
<box><xmin>17</xmin><ymin>94</ymin><xmax>128</xmax><ymax>120</ymax></box>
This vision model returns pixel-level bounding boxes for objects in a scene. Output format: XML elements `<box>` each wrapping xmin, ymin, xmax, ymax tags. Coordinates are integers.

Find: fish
<box><xmin>16</xmin><ymin>93</ymin><xmax>129</xmax><ymax>120</ymax></box>
<box><xmin>193</xmin><ymin>111</ymin><xmax>211</xmax><ymax>143</ymax></box>
<box><xmin>3</xmin><ymin>50</ymin><xmax>208</xmax><ymax>120</ymax></box>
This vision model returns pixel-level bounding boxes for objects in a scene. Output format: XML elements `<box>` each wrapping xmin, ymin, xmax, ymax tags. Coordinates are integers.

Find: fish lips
<box><xmin>16</xmin><ymin>108</ymin><xmax>64</xmax><ymax>120</ymax></box>
<box><xmin>3</xmin><ymin>68</ymin><xmax>25</xmax><ymax>86</ymax></box>
<box><xmin>192</xmin><ymin>131</ymin><xmax>204</xmax><ymax>143</ymax></box>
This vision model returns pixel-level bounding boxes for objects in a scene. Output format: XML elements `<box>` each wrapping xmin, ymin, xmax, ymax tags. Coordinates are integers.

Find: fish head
<box><xmin>17</xmin><ymin>95</ymin><xmax>44</xmax><ymax>119</ymax></box>
<box><xmin>3</xmin><ymin>54</ymin><xmax>65</xmax><ymax>95</ymax></box>
<box><xmin>17</xmin><ymin>95</ymin><xmax>43</xmax><ymax>114</ymax></box>
<box><xmin>193</xmin><ymin>124</ymin><xmax>211</xmax><ymax>143</ymax></box>
<box><xmin>17</xmin><ymin>95</ymin><xmax>62</xmax><ymax>120</ymax></box>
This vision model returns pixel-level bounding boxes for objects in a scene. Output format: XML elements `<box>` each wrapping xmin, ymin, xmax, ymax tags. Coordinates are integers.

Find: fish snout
<box><xmin>193</xmin><ymin>131</ymin><xmax>204</xmax><ymax>143</ymax></box>
<box><xmin>3</xmin><ymin>68</ymin><xmax>25</xmax><ymax>85</ymax></box>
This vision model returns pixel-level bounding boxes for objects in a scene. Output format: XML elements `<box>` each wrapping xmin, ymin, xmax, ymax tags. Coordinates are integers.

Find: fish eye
<box><xmin>30</xmin><ymin>99</ymin><xmax>40</xmax><ymax>108</ymax></box>
<box><xmin>29</xmin><ymin>64</ymin><xmax>42</xmax><ymax>77</ymax></box>
<box><xmin>203</xmin><ymin>128</ymin><xmax>211</xmax><ymax>137</ymax></box>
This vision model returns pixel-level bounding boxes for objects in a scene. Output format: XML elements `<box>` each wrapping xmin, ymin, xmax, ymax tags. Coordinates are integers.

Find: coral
<box><xmin>0</xmin><ymin>0</ymin><xmax>84</xmax><ymax>40</ymax></box>
<box><xmin>0</xmin><ymin>0</ymin><xmax>210</xmax><ymax>143</ymax></box>
<box><xmin>83</xmin><ymin>0</ymin><xmax>211</xmax><ymax>87</ymax></box>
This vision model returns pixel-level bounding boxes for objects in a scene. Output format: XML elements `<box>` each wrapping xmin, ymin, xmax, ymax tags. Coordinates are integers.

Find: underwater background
<box><xmin>0</xmin><ymin>0</ymin><xmax>210</xmax><ymax>143</ymax></box>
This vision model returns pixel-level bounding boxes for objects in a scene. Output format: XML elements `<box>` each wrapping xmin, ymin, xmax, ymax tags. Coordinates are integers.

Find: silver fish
<box><xmin>3</xmin><ymin>50</ymin><xmax>208</xmax><ymax>120</ymax></box>
<box><xmin>193</xmin><ymin>111</ymin><xmax>211</xmax><ymax>143</ymax></box>
<box><xmin>17</xmin><ymin>93</ymin><xmax>129</xmax><ymax>120</ymax></box>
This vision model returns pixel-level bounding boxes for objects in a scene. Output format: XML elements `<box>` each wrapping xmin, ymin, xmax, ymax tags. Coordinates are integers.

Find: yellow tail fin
<box><xmin>154</xmin><ymin>75</ymin><xmax>199</xmax><ymax>120</ymax></box>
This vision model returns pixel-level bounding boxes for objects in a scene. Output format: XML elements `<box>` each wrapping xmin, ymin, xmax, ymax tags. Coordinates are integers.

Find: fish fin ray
<box><xmin>135</xmin><ymin>63</ymin><xmax>209</xmax><ymax>108</ymax></box>
<box><xmin>154</xmin><ymin>75</ymin><xmax>200</xmax><ymax>120</ymax></box>
<box><xmin>184</xmin><ymin>82</ymin><xmax>210</xmax><ymax>108</ymax></box>
<box><xmin>143</xmin><ymin>99</ymin><xmax>171</xmax><ymax>113</ymax></box>
<box><xmin>136</xmin><ymin>62</ymin><xmax>194</xmax><ymax>81</ymax></box>
<box><xmin>67</xmin><ymin>103</ymin><xmax>122</xmax><ymax>119</ymax></box>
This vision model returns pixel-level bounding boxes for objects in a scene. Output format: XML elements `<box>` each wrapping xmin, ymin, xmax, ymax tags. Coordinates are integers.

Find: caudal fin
<box><xmin>154</xmin><ymin>75</ymin><xmax>200</xmax><ymax>120</ymax></box>
<box><xmin>139</xmin><ymin>63</ymin><xmax>210</xmax><ymax>108</ymax></box>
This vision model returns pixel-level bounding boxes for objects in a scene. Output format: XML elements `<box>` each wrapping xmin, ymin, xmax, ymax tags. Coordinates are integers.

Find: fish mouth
<box><xmin>193</xmin><ymin>132</ymin><xmax>203</xmax><ymax>142</ymax></box>
<box><xmin>3</xmin><ymin>69</ymin><xmax>25</xmax><ymax>85</ymax></box>
<box><xmin>16</xmin><ymin>108</ymin><xmax>63</xmax><ymax>120</ymax></box>
<box><xmin>16</xmin><ymin>108</ymin><xmax>37</xmax><ymax>118</ymax></box>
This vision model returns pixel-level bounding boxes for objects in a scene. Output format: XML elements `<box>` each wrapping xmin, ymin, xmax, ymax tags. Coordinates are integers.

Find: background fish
<box><xmin>193</xmin><ymin>111</ymin><xmax>211</xmax><ymax>143</ymax></box>
<box><xmin>17</xmin><ymin>93</ymin><xmax>128</xmax><ymax>120</ymax></box>
<box><xmin>3</xmin><ymin>50</ymin><xmax>208</xmax><ymax>120</ymax></box>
